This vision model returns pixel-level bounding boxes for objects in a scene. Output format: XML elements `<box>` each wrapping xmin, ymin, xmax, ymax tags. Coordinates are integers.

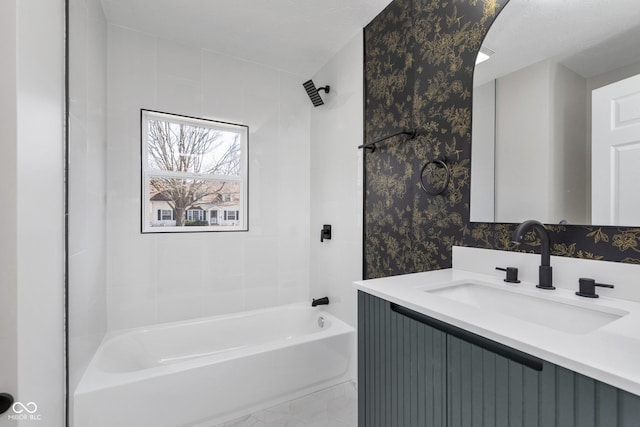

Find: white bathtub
<box><xmin>74</xmin><ymin>304</ymin><xmax>355</xmax><ymax>427</ymax></box>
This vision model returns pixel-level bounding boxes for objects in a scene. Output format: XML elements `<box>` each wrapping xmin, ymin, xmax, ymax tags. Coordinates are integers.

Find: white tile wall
<box><xmin>68</xmin><ymin>0</ymin><xmax>108</xmax><ymax>400</ymax></box>
<box><xmin>309</xmin><ymin>32</ymin><xmax>364</xmax><ymax>329</ymax></box>
<box><xmin>106</xmin><ymin>26</ymin><xmax>311</xmax><ymax>330</ymax></box>
<box><xmin>12</xmin><ymin>0</ymin><xmax>66</xmax><ymax>424</ymax></box>
<box><xmin>0</xmin><ymin>0</ymin><xmax>18</xmax><ymax>404</ymax></box>
<box><xmin>202</xmin><ymin>52</ymin><xmax>245</xmax><ymax>123</ymax></box>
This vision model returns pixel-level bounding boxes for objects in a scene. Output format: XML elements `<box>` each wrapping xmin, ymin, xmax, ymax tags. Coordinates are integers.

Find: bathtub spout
<box><xmin>312</xmin><ymin>297</ymin><xmax>329</xmax><ymax>307</ymax></box>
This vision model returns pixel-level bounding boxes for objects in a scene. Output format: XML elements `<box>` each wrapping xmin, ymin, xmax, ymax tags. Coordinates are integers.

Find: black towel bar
<box><xmin>358</xmin><ymin>129</ymin><xmax>417</xmax><ymax>153</ymax></box>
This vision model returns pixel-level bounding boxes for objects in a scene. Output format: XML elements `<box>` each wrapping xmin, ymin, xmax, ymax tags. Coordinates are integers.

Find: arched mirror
<box><xmin>470</xmin><ymin>0</ymin><xmax>640</xmax><ymax>226</ymax></box>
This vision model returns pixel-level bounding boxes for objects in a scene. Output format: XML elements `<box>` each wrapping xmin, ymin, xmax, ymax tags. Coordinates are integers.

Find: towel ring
<box><xmin>420</xmin><ymin>159</ymin><xmax>450</xmax><ymax>195</ymax></box>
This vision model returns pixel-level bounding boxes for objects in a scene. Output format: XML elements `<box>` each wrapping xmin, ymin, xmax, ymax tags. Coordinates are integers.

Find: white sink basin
<box><xmin>426</xmin><ymin>281</ymin><xmax>628</xmax><ymax>334</ymax></box>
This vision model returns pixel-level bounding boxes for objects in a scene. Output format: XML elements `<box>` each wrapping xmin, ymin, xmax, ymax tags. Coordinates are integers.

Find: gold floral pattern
<box><xmin>612</xmin><ymin>231</ymin><xmax>640</xmax><ymax>252</ymax></box>
<box><xmin>363</xmin><ymin>0</ymin><xmax>640</xmax><ymax>279</ymax></box>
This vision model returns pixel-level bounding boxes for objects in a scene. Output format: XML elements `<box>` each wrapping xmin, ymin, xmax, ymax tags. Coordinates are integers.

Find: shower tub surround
<box><xmin>74</xmin><ymin>304</ymin><xmax>355</xmax><ymax>426</ymax></box>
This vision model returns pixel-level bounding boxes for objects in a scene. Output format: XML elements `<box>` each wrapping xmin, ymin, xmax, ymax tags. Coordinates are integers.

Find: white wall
<box><xmin>494</xmin><ymin>59</ymin><xmax>587</xmax><ymax>224</ymax></box>
<box><xmin>310</xmin><ymin>32</ymin><xmax>364</xmax><ymax>329</ymax></box>
<box><xmin>587</xmin><ymin>61</ymin><xmax>640</xmax><ymax>92</ymax></box>
<box><xmin>0</xmin><ymin>0</ymin><xmax>66</xmax><ymax>425</ymax></box>
<box><xmin>495</xmin><ymin>60</ymin><xmax>553</xmax><ymax>222</ymax></box>
<box><xmin>550</xmin><ymin>62</ymin><xmax>587</xmax><ymax>224</ymax></box>
<box><xmin>470</xmin><ymin>80</ymin><xmax>496</xmax><ymax>222</ymax></box>
<box><xmin>68</xmin><ymin>0</ymin><xmax>108</xmax><ymax>401</ymax></box>
<box><xmin>106</xmin><ymin>25</ymin><xmax>311</xmax><ymax>330</ymax></box>
<box><xmin>0</xmin><ymin>1</ymin><xmax>18</xmax><ymax>416</ymax></box>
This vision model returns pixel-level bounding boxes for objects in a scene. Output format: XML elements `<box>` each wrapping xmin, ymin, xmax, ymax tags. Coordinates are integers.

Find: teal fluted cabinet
<box><xmin>358</xmin><ymin>291</ymin><xmax>640</xmax><ymax>427</ymax></box>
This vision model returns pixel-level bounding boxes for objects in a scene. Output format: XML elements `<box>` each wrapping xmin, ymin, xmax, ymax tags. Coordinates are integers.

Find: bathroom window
<box><xmin>141</xmin><ymin>110</ymin><xmax>248</xmax><ymax>233</ymax></box>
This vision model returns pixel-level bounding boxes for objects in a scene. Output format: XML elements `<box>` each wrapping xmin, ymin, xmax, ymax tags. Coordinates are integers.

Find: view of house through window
<box><xmin>141</xmin><ymin>110</ymin><xmax>248</xmax><ymax>232</ymax></box>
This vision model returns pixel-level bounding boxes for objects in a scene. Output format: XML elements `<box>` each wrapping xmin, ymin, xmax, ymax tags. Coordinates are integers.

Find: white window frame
<box><xmin>141</xmin><ymin>110</ymin><xmax>249</xmax><ymax>233</ymax></box>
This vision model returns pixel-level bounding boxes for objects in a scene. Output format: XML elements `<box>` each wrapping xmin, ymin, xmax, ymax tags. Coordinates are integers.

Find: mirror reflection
<box><xmin>470</xmin><ymin>0</ymin><xmax>640</xmax><ymax>226</ymax></box>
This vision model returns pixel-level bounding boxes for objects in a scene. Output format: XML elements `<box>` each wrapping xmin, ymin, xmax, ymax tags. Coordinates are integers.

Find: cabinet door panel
<box><xmin>447</xmin><ymin>335</ymin><xmax>542</xmax><ymax>427</ymax></box>
<box><xmin>575</xmin><ymin>375</ymin><xmax>596</xmax><ymax>427</ymax></box>
<box><xmin>539</xmin><ymin>358</ymin><xmax>557</xmax><ymax>426</ymax></box>
<box><xmin>495</xmin><ymin>355</ymin><xmax>510</xmax><ymax>427</ymax></box>
<box><xmin>470</xmin><ymin>345</ymin><xmax>484</xmax><ymax>423</ymax></box>
<box><xmin>557</xmin><ymin>366</ymin><xmax>576</xmax><ymax>426</ymax></box>
<box><xmin>621</xmin><ymin>391</ymin><xmax>640</xmax><ymax>427</ymax></box>
<box><xmin>480</xmin><ymin>347</ymin><xmax>497</xmax><ymax>426</ymax></box>
<box><xmin>446</xmin><ymin>334</ymin><xmax>640</xmax><ymax>427</ymax></box>
<box><xmin>522</xmin><ymin>365</ymin><xmax>540</xmax><ymax>427</ymax></box>
<box><xmin>358</xmin><ymin>291</ymin><xmax>446</xmax><ymax>427</ymax></box>
<box><xmin>359</xmin><ymin>293</ymin><xmax>640</xmax><ymax>427</ymax></box>
<box><xmin>595</xmin><ymin>382</ymin><xmax>618</xmax><ymax>426</ymax></box>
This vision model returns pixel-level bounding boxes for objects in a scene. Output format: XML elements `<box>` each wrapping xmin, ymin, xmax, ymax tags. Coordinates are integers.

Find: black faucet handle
<box><xmin>576</xmin><ymin>277</ymin><xmax>614</xmax><ymax>298</ymax></box>
<box><xmin>496</xmin><ymin>266</ymin><xmax>520</xmax><ymax>283</ymax></box>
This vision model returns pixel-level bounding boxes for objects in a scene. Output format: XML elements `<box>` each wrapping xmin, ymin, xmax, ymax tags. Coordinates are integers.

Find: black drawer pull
<box><xmin>390</xmin><ymin>303</ymin><xmax>543</xmax><ymax>371</ymax></box>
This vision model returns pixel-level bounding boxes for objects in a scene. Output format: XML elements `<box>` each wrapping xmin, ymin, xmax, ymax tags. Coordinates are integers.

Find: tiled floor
<box><xmin>213</xmin><ymin>381</ymin><xmax>358</xmax><ymax>427</ymax></box>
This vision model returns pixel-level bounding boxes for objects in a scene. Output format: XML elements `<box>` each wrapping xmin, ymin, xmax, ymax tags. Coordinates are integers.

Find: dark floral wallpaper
<box><xmin>363</xmin><ymin>0</ymin><xmax>640</xmax><ymax>279</ymax></box>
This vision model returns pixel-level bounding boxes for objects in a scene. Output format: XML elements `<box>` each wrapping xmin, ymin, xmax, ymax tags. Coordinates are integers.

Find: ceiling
<box><xmin>101</xmin><ymin>0</ymin><xmax>640</xmax><ymax>86</ymax></box>
<box><xmin>100</xmin><ymin>0</ymin><xmax>393</xmax><ymax>77</ymax></box>
<box><xmin>474</xmin><ymin>0</ymin><xmax>640</xmax><ymax>86</ymax></box>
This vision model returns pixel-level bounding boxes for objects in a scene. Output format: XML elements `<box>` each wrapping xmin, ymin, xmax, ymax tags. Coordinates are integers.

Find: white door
<box><xmin>592</xmin><ymin>73</ymin><xmax>640</xmax><ymax>225</ymax></box>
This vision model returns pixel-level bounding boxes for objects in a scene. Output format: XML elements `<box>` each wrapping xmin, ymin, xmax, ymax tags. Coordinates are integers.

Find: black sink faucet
<box><xmin>512</xmin><ymin>220</ymin><xmax>555</xmax><ymax>290</ymax></box>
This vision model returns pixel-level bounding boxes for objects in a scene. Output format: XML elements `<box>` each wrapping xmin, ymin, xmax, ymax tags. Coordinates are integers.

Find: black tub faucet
<box><xmin>512</xmin><ymin>220</ymin><xmax>555</xmax><ymax>290</ymax></box>
<box><xmin>312</xmin><ymin>297</ymin><xmax>330</xmax><ymax>307</ymax></box>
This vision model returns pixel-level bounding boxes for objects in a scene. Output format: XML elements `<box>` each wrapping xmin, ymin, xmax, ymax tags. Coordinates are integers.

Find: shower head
<box><xmin>303</xmin><ymin>79</ymin><xmax>330</xmax><ymax>107</ymax></box>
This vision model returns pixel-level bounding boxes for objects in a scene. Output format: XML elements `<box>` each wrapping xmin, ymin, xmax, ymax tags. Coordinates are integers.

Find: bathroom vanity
<box><xmin>354</xmin><ymin>247</ymin><xmax>640</xmax><ymax>427</ymax></box>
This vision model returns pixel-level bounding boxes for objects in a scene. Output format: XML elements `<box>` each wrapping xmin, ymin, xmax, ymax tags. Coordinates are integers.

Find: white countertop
<box><xmin>354</xmin><ymin>267</ymin><xmax>640</xmax><ymax>396</ymax></box>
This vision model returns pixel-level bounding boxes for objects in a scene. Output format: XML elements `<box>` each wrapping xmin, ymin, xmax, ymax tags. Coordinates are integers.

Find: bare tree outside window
<box><xmin>141</xmin><ymin>110</ymin><xmax>248</xmax><ymax>232</ymax></box>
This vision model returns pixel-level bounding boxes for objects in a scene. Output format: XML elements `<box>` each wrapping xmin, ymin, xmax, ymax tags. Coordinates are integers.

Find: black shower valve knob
<box><xmin>320</xmin><ymin>224</ymin><xmax>332</xmax><ymax>242</ymax></box>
